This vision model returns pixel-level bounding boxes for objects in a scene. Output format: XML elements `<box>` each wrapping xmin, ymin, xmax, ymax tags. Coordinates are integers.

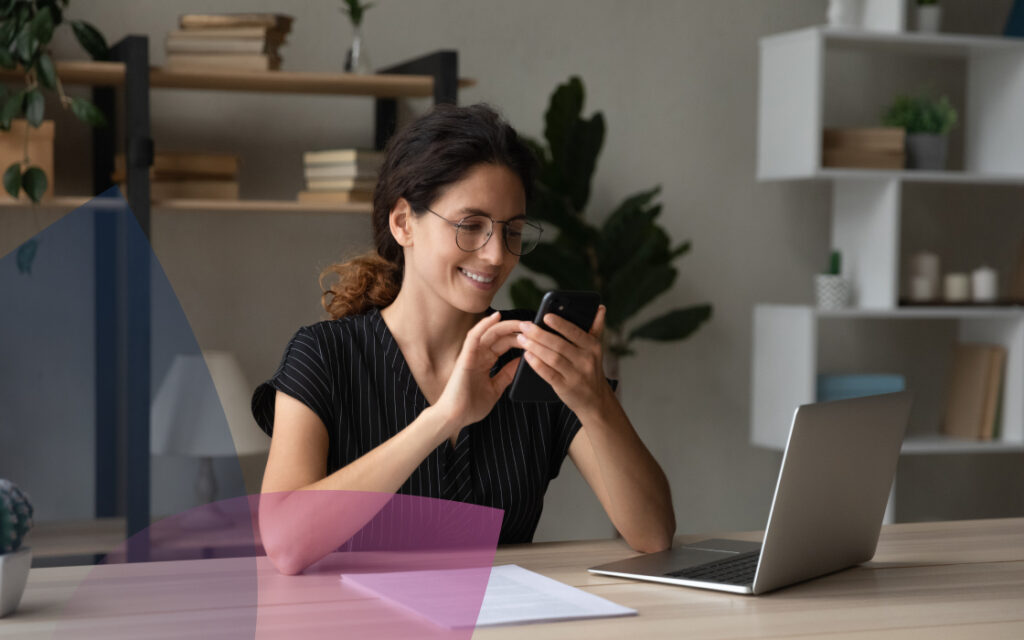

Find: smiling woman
<box><xmin>251</xmin><ymin>104</ymin><xmax>675</xmax><ymax>575</ymax></box>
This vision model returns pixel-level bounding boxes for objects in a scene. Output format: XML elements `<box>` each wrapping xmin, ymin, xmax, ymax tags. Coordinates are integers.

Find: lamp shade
<box><xmin>150</xmin><ymin>350</ymin><xmax>269</xmax><ymax>457</ymax></box>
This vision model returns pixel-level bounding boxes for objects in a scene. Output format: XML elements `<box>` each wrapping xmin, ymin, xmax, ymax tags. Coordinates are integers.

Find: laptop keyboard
<box><xmin>665</xmin><ymin>551</ymin><xmax>760</xmax><ymax>586</ymax></box>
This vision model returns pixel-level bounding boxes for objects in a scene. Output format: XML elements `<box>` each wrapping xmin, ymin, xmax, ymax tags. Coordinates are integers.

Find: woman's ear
<box><xmin>389</xmin><ymin>198</ymin><xmax>414</xmax><ymax>248</ymax></box>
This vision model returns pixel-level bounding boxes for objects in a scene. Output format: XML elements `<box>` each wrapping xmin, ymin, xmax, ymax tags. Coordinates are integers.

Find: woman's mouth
<box><xmin>458</xmin><ymin>267</ymin><xmax>497</xmax><ymax>289</ymax></box>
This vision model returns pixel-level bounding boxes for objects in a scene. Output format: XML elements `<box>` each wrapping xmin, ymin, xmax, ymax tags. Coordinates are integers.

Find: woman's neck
<box><xmin>380</xmin><ymin>286</ymin><xmax>487</xmax><ymax>373</ymax></box>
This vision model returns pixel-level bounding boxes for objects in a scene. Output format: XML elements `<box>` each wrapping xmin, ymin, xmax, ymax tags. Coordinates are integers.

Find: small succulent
<box><xmin>881</xmin><ymin>94</ymin><xmax>958</xmax><ymax>135</ymax></box>
<box><xmin>0</xmin><ymin>479</ymin><xmax>33</xmax><ymax>554</ymax></box>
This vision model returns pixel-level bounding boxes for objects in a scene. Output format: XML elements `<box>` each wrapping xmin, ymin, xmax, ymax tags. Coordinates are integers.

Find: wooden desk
<box><xmin>3</xmin><ymin>518</ymin><xmax>1022</xmax><ymax>638</ymax></box>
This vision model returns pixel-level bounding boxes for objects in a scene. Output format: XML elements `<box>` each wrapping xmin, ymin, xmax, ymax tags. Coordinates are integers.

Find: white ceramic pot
<box><xmin>816</xmin><ymin>274</ymin><xmax>852</xmax><ymax>310</ymax></box>
<box><xmin>827</xmin><ymin>0</ymin><xmax>862</xmax><ymax>28</ymax></box>
<box><xmin>916</xmin><ymin>5</ymin><xmax>942</xmax><ymax>33</ymax></box>
<box><xmin>0</xmin><ymin>547</ymin><xmax>31</xmax><ymax>617</ymax></box>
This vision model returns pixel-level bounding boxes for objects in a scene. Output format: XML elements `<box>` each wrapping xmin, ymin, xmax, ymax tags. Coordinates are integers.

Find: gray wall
<box><xmin>3</xmin><ymin>0</ymin><xmax>1021</xmax><ymax>535</ymax></box>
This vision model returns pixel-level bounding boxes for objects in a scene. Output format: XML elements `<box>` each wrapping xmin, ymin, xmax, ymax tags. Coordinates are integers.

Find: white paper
<box><xmin>341</xmin><ymin>563</ymin><xmax>636</xmax><ymax>628</ymax></box>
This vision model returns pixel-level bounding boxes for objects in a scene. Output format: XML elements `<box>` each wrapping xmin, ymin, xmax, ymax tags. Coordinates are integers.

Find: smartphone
<box><xmin>508</xmin><ymin>290</ymin><xmax>601</xmax><ymax>403</ymax></box>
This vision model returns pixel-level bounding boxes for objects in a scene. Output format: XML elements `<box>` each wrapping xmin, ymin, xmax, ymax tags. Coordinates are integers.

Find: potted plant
<box><xmin>915</xmin><ymin>0</ymin><xmax>942</xmax><ymax>33</ymax></box>
<box><xmin>510</xmin><ymin>76</ymin><xmax>712</xmax><ymax>382</ymax></box>
<box><xmin>815</xmin><ymin>250</ymin><xmax>851</xmax><ymax>310</ymax></box>
<box><xmin>0</xmin><ymin>479</ymin><xmax>34</xmax><ymax>618</ymax></box>
<box><xmin>881</xmin><ymin>94</ymin><xmax>957</xmax><ymax>170</ymax></box>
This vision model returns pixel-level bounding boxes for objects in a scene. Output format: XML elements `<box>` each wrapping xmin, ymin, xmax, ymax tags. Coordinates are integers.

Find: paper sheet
<box><xmin>341</xmin><ymin>563</ymin><xmax>636</xmax><ymax>628</ymax></box>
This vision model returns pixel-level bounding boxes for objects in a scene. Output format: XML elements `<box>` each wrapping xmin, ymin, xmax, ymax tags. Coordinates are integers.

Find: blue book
<box><xmin>817</xmin><ymin>374</ymin><xmax>906</xmax><ymax>403</ymax></box>
<box><xmin>1007</xmin><ymin>0</ymin><xmax>1024</xmax><ymax>37</ymax></box>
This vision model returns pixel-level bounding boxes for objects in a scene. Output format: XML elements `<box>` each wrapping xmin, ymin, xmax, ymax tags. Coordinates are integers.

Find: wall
<box><xmin>2</xmin><ymin>0</ymin><xmax>1021</xmax><ymax>536</ymax></box>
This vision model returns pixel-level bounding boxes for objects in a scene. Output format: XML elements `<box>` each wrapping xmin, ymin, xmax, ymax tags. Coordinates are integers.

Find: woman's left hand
<box><xmin>516</xmin><ymin>304</ymin><xmax>613</xmax><ymax>415</ymax></box>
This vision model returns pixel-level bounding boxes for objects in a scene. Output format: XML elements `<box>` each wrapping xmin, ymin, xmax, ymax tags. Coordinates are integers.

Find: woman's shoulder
<box><xmin>290</xmin><ymin>308</ymin><xmax>383</xmax><ymax>352</ymax></box>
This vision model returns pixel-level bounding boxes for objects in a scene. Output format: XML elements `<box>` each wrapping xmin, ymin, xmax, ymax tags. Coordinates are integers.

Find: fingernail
<box><xmin>491</xmin><ymin>311</ymin><xmax>501</xmax><ymax>319</ymax></box>
<box><xmin>516</xmin><ymin>333</ymin><xmax>527</xmax><ymax>345</ymax></box>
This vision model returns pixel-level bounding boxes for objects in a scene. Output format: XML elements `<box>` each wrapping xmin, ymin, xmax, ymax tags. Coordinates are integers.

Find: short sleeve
<box><xmin>547</xmin><ymin>377</ymin><xmax>619</xmax><ymax>480</ymax></box>
<box><xmin>251</xmin><ymin>325</ymin><xmax>336</xmax><ymax>437</ymax></box>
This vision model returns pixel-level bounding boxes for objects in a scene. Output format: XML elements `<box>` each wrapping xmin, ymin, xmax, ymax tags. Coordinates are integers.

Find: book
<box><xmin>305</xmin><ymin>177</ymin><xmax>378</xmax><ymax>191</ymax></box>
<box><xmin>113</xmin><ymin>152</ymin><xmax>239</xmax><ymax>181</ymax></box>
<box><xmin>979</xmin><ymin>347</ymin><xmax>1006</xmax><ymax>440</ymax></box>
<box><xmin>823</xmin><ymin>127</ymin><xmax>905</xmax><ymax>152</ymax></box>
<box><xmin>165</xmin><ymin>36</ymin><xmax>274</xmax><ymax>55</ymax></box>
<box><xmin>303</xmin><ymin>163</ymin><xmax>380</xmax><ymax>181</ymax></box>
<box><xmin>165</xmin><ymin>26</ymin><xmax>274</xmax><ymax>39</ymax></box>
<box><xmin>297</xmin><ymin>189</ymin><xmax>374</xmax><ymax>203</ymax></box>
<box><xmin>121</xmin><ymin>180</ymin><xmax>239</xmax><ymax>200</ymax></box>
<box><xmin>816</xmin><ymin>374</ymin><xmax>905</xmax><ymax>403</ymax></box>
<box><xmin>942</xmin><ymin>343</ymin><xmax>1006</xmax><ymax>439</ymax></box>
<box><xmin>165</xmin><ymin>53</ymin><xmax>281</xmax><ymax>71</ymax></box>
<box><xmin>822</xmin><ymin>148</ymin><xmax>904</xmax><ymax>169</ymax></box>
<box><xmin>179</xmin><ymin>13</ymin><xmax>293</xmax><ymax>32</ymax></box>
<box><xmin>303</xmin><ymin>149</ymin><xmax>385</xmax><ymax>166</ymax></box>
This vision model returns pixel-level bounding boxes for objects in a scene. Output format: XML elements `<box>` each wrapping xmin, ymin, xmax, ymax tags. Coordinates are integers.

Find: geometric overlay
<box><xmin>55</xmin><ymin>492</ymin><xmax>502</xmax><ymax>638</ymax></box>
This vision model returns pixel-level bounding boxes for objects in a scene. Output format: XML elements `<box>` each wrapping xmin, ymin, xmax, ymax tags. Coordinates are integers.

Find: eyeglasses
<box><xmin>422</xmin><ymin>206</ymin><xmax>543</xmax><ymax>256</ymax></box>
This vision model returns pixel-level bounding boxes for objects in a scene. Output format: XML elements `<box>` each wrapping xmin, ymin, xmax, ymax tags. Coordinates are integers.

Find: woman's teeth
<box><xmin>459</xmin><ymin>268</ymin><xmax>495</xmax><ymax>283</ymax></box>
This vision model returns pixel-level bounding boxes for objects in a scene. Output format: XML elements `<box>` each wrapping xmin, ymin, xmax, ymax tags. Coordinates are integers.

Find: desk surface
<box><xmin>3</xmin><ymin>518</ymin><xmax>1022</xmax><ymax>639</ymax></box>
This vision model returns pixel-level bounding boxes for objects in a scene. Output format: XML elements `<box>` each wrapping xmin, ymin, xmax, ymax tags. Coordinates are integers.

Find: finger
<box><xmin>464</xmin><ymin>311</ymin><xmax>502</xmax><ymax>350</ymax></box>
<box><xmin>542</xmin><ymin>313</ymin><xmax>592</xmax><ymax>347</ymax></box>
<box><xmin>520</xmin><ymin>321</ymin><xmax>576</xmax><ymax>359</ymax></box>
<box><xmin>492</xmin><ymin>356</ymin><xmax>521</xmax><ymax>391</ymax></box>
<box><xmin>523</xmin><ymin>349</ymin><xmax>565</xmax><ymax>387</ymax></box>
<box><xmin>487</xmin><ymin>334</ymin><xmax>522</xmax><ymax>358</ymax></box>
<box><xmin>518</xmin><ymin>333</ymin><xmax>573</xmax><ymax>376</ymax></box>
<box><xmin>479</xmin><ymin>319</ymin><xmax>525</xmax><ymax>347</ymax></box>
<box><xmin>590</xmin><ymin>305</ymin><xmax>606</xmax><ymax>340</ymax></box>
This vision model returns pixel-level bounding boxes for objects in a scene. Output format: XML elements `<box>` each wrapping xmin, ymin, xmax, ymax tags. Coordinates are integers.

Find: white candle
<box><xmin>910</xmin><ymin>252</ymin><xmax>940</xmax><ymax>281</ymax></box>
<box><xmin>944</xmin><ymin>273</ymin><xmax>970</xmax><ymax>303</ymax></box>
<box><xmin>909</xmin><ymin>275</ymin><xmax>937</xmax><ymax>302</ymax></box>
<box><xmin>971</xmin><ymin>266</ymin><xmax>998</xmax><ymax>303</ymax></box>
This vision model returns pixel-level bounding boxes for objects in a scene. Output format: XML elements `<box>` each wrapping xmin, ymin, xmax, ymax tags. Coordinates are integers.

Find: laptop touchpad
<box><xmin>591</xmin><ymin>545</ymin><xmax>740</xmax><ymax>575</ymax></box>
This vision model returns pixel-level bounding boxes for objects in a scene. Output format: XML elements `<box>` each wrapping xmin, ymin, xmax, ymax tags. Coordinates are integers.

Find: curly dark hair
<box><xmin>320</xmin><ymin>103</ymin><xmax>536</xmax><ymax>319</ymax></box>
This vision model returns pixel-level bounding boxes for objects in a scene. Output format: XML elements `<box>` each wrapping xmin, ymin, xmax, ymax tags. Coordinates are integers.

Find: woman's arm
<box><xmin>259</xmin><ymin>393</ymin><xmax>458</xmax><ymax>575</ymax></box>
<box><xmin>567</xmin><ymin>396</ymin><xmax>675</xmax><ymax>553</ymax></box>
<box><xmin>515</xmin><ymin>305</ymin><xmax>675</xmax><ymax>552</ymax></box>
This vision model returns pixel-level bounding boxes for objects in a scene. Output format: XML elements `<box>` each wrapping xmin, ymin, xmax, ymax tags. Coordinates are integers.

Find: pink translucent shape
<box><xmin>54</xmin><ymin>492</ymin><xmax>503</xmax><ymax>639</ymax></box>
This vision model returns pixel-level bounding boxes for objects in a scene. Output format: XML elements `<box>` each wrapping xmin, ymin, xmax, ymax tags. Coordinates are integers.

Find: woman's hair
<box><xmin>320</xmin><ymin>103</ymin><xmax>536</xmax><ymax>319</ymax></box>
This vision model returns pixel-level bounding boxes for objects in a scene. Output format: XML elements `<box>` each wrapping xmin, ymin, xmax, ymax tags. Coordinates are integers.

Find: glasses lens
<box><xmin>455</xmin><ymin>215</ymin><xmax>493</xmax><ymax>251</ymax></box>
<box><xmin>506</xmin><ymin>219</ymin><xmax>542</xmax><ymax>255</ymax></box>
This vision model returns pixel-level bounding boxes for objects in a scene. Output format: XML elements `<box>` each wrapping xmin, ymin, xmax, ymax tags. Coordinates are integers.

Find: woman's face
<box><xmin>402</xmin><ymin>162</ymin><xmax>527</xmax><ymax>315</ymax></box>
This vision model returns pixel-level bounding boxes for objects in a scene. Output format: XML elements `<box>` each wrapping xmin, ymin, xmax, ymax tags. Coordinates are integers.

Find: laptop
<box><xmin>588</xmin><ymin>392</ymin><xmax>912</xmax><ymax>595</ymax></box>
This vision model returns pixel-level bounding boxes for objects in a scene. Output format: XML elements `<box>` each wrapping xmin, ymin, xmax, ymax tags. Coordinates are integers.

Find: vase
<box><xmin>826</xmin><ymin>0</ymin><xmax>862</xmax><ymax>28</ymax></box>
<box><xmin>815</xmin><ymin>274</ymin><xmax>852</xmax><ymax>310</ymax></box>
<box><xmin>0</xmin><ymin>547</ymin><xmax>31</xmax><ymax>617</ymax></box>
<box><xmin>915</xmin><ymin>5</ymin><xmax>942</xmax><ymax>33</ymax></box>
<box><xmin>344</xmin><ymin>25</ymin><xmax>372</xmax><ymax>74</ymax></box>
<box><xmin>905</xmin><ymin>133</ymin><xmax>948</xmax><ymax>170</ymax></box>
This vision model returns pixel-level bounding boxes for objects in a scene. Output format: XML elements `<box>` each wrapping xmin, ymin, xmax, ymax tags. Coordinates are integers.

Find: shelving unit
<box><xmin>2</xmin><ymin>36</ymin><xmax>470</xmax><ymax>559</ymax></box>
<box><xmin>753</xmin><ymin>24</ymin><xmax>1024</xmax><ymax>520</ymax></box>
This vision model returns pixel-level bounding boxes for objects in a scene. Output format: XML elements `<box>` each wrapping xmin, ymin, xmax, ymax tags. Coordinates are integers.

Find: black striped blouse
<box><xmin>251</xmin><ymin>306</ymin><xmax>608</xmax><ymax>545</ymax></box>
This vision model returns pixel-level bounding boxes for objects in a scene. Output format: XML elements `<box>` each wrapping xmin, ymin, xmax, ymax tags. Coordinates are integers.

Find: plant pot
<box><xmin>915</xmin><ymin>5</ymin><xmax>942</xmax><ymax>33</ymax></box>
<box><xmin>905</xmin><ymin>133</ymin><xmax>948</xmax><ymax>170</ymax></box>
<box><xmin>0</xmin><ymin>547</ymin><xmax>31</xmax><ymax>618</ymax></box>
<box><xmin>815</xmin><ymin>274</ymin><xmax>852</xmax><ymax>310</ymax></box>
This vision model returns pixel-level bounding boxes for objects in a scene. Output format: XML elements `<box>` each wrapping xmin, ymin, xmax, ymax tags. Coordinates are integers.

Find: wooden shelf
<box><xmin>0</xmin><ymin>196</ymin><xmax>372</xmax><ymax>214</ymax></box>
<box><xmin>0</xmin><ymin>60</ymin><xmax>474</xmax><ymax>97</ymax></box>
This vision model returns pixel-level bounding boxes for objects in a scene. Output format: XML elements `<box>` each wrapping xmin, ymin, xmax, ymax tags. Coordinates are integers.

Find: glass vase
<box><xmin>344</xmin><ymin>25</ymin><xmax>372</xmax><ymax>74</ymax></box>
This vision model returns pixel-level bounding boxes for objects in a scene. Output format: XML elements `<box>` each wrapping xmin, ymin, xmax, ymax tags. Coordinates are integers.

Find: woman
<box><xmin>252</xmin><ymin>103</ymin><xmax>674</xmax><ymax>575</ymax></box>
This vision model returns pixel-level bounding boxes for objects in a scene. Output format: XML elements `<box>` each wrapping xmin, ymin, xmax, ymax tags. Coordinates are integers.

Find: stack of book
<box><xmin>165</xmin><ymin>13</ymin><xmax>293</xmax><ymax>71</ymax></box>
<box><xmin>942</xmin><ymin>342</ymin><xmax>1006</xmax><ymax>441</ymax></box>
<box><xmin>114</xmin><ymin>151</ymin><xmax>240</xmax><ymax>200</ymax></box>
<box><xmin>298</xmin><ymin>149</ymin><xmax>384</xmax><ymax>204</ymax></box>
<box><xmin>822</xmin><ymin>127</ymin><xmax>905</xmax><ymax>169</ymax></box>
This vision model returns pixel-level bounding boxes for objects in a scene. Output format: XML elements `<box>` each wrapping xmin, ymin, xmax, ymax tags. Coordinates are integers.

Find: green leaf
<box><xmin>70</xmin><ymin>96</ymin><xmax>107</xmax><ymax>127</ymax></box>
<box><xmin>509</xmin><ymin>277</ymin><xmax>545</xmax><ymax>312</ymax></box>
<box><xmin>0</xmin><ymin>90</ymin><xmax>23</xmax><ymax>129</ymax></box>
<box><xmin>544</xmin><ymin>76</ymin><xmax>584</xmax><ymax>179</ymax></box>
<box><xmin>669</xmin><ymin>240</ymin><xmax>691</xmax><ymax>260</ymax></box>
<box><xmin>628</xmin><ymin>305</ymin><xmax>712</xmax><ymax>342</ymax></box>
<box><xmin>14</xmin><ymin>23</ymin><xmax>37</xmax><ymax>63</ymax></box>
<box><xmin>36</xmin><ymin>51</ymin><xmax>56</xmax><ymax>89</ymax></box>
<box><xmin>564</xmin><ymin>111</ymin><xmax>604</xmax><ymax>211</ymax></box>
<box><xmin>16</xmin><ymin>238</ymin><xmax>39</xmax><ymax>274</ymax></box>
<box><xmin>70</xmin><ymin>20</ymin><xmax>108</xmax><ymax>60</ymax></box>
<box><xmin>597</xmin><ymin>186</ymin><xmax>662</xmax><ymax>279</ymax></box>
<box><xmin>30</xmin><ymin>6</ymin><xmax>54</xmax><ymax>44</ymax></box>
<box><xmin>24</xmin><ymin>88</ymin><xmax>43</xmax><ymax>126</ymax></box>
<box><xmin>605</xmin><ymin>264</ymin><xmax>676</xmax><ymax>330</ymax></box>
<box><xmin>21</xmin><ymin>165</ymin><xmax>47</xmax><ymax>201</ymax></box>
<box><xmin>3</xmin><ymin>162</ymin><xmax>21</xmax><ymax>198</ymax></box>
<box><xmin>0</xmin><ymin>48</ymin><xmax>13</xmax><ymax>69</ymax></box>
<box><xmin>518</xmin><ymin>240</ymin><xmax>593</xmax><ymax>290</ymax></box>
<box><xmin>0</xmin><ymin>14</ymin><xmax>18</xmax><ymax>47</ymax></box>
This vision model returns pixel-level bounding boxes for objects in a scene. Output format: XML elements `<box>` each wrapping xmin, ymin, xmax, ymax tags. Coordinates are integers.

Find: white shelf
<box><xmin>751</xmin><ymin>305</ymin><xmax>1024</xmax><ymax>454</ymax></box>
<box><xmin>821</xmin><ymin>26</ymin><xmax>1024</xmax><ymax>57</ymax></box>
<box><xmin>791</xmin><ymin>168</ymin><xmax>1024</xmax><ymax>185</ymax></box>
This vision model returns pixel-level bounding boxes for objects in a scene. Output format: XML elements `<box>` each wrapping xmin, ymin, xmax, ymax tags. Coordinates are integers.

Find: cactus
<box><xmin>0</xmin><ymin>479</ymin><xmax>33</xmax><ymax>554</ymax></box>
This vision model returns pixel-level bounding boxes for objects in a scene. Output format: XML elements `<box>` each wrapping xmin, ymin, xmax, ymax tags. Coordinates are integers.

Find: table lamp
<box><xmin>150</xmin><ymin>350</ymin><xmax>269</xmax><ymax>528</ymax></box>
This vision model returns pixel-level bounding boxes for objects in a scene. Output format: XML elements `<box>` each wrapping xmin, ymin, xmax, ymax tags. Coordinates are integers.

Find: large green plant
<box><xmin>510</xmin><ymin>76</ymin><xmax>712</xmax><ymax>359</ymax></box>
<box><xmin>1</xmin><ymin>0</ymin><xmax>109</xmax><ymax>203</ymax></box>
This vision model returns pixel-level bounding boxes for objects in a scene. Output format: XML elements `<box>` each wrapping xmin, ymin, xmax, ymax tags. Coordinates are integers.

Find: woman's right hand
<box><xmin>434</xmin><ymin>311</ymin><xmax>522</xmax><ymax>432</ymax></box>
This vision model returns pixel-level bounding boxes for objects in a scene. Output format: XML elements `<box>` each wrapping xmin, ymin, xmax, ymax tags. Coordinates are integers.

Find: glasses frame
<box><xmin>422</xmin><ymin>206</ymin><xmax>543</xmax><ymax>256</ymax></box>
